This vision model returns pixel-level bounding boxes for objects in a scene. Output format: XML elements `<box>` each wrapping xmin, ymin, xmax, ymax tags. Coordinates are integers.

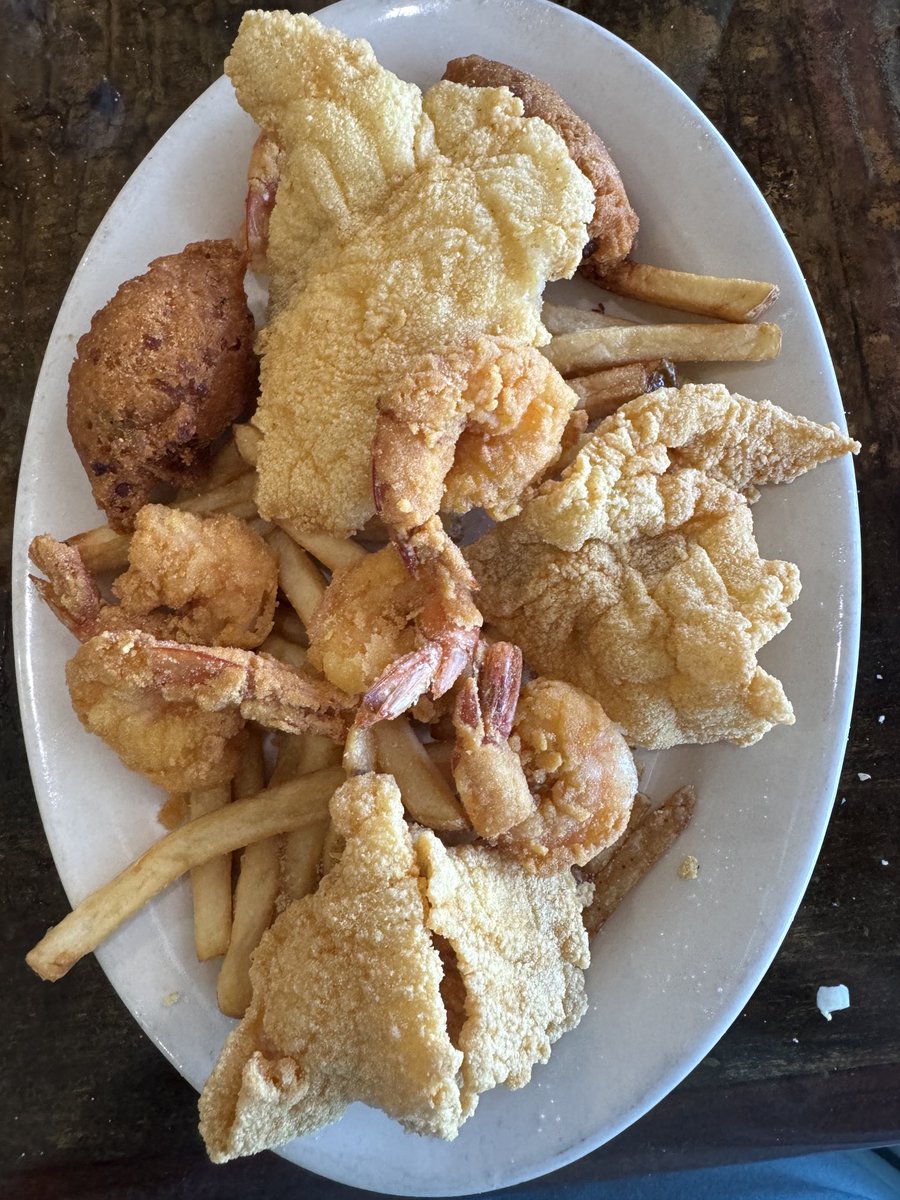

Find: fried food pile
<box><xmin>199</xmin><ymin>774</ymin><xmax>589</xmax><ymax>1160</ymax></box>
<box><xmin>24</xmin><ymin>7</ymin><xmax>861</xmax><ymax>1174</ymax></box>
<box><xmin>225</xmin><ymin>12</ymin><xmax>594</xmax><ymax>537</ymax></box>
<box><xmin>466</xmin><ymin>383</ymin><xmax>858</xmax><ymax>748</ymax></box>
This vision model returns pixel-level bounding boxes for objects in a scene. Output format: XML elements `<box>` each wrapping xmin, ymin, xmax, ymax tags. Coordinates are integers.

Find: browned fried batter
<box><xmin>68</xmin><ymin>240</ymin><xmax>258</xmax><ymax>531</ymax></box>
<box><xmin>443</xmin><ymin>54</ymin><xmax>638</xmax><ymax>275</ymax></box>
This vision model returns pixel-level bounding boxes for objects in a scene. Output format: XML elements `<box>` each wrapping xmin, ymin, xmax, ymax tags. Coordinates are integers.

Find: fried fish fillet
<box><xmin>443</xmin><ymin>54</ymin><xmax>638</xmax><ymax>275</ymax></box>
<box><xmin>226</xmin><ymin>13</ymin><xmax>594</xmax><ymax>536</ymax></box>
<box><xmin>466</xmin><ymin>384</ymin><xmax>859</xmax><ymax>749</ymax></box>
<box><xmin>199</xmin><ymin>774</ymin><xmax>590</xmax><ymax>1160</ymax></box>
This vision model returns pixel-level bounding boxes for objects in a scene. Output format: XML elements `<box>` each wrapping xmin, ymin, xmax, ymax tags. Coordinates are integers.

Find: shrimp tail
<box><xmin>29</xmin><ymin>535</ymin><xmax>104</xmax><ymax>642</ymax></box>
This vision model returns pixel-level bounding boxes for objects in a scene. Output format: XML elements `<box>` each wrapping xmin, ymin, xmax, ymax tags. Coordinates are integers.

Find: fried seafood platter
<box><xmin>17</xmin><ymin>3</ymin><xmax>860</xmax><ymax>1192</ymax></box>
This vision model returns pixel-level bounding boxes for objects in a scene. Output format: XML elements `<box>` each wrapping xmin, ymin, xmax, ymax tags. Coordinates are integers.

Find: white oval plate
<box><xmin>13</xmin><ymin>0</ymin><xmax>860</xmax><ymax>1194</ymax></box>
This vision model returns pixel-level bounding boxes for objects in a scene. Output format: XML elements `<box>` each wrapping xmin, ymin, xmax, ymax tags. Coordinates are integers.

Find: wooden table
<box><xmin>2</xmin><ymin>1</ymin><xmax>897</xmax><ymax>1196</ymax></box>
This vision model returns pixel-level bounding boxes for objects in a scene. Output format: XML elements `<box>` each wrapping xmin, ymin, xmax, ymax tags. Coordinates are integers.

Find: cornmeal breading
<box><xmin>419</xmin><ymin>837</ymin><xmax>589</xmax><ymax>1114</ymax></box>
<box><xmin>199</xmin><ymin>774</ymin><xmax>591</xmax><ymax>1161</ymax></box>
<box><xmin>226</xmin><ymin>13</ymin><xmax>593</xmax><ymax>536</ymax></box>
<box><xmin>200</xmin><ymin>775</ymin><xmax>463</xmax><ymax>1160</ymax></box>
<box><xmin>520</xmin><ymin>383</ymin><xmax>860</xmax><ymax>553</ymax></box>
<box><xmin>466</xmin><ymin>384</ymin><xmax>858</xmax><ymax>749</ymax></box>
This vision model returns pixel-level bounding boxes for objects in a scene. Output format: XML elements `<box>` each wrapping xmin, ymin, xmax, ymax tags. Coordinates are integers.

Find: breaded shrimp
<box><xmin>66</xmin><ymin>630</ymin><xmax>353</xmax><ymax>792</ymax></box>
<box><xmin>30</xmin><ymin>506</ymin><xmax>278</xmax><ymax>649</ymax></box>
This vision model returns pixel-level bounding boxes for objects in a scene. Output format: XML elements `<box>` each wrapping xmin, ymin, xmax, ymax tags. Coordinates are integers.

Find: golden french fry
<box><xmin>176</xmin><ymin>472</ymin><xmax>257</xmax><ymax>518</ymax></box>
<box><xmin>259</xmin><ymin>634</ymin><xmax>308</xmax><ymax>669</ymax></box>
<box><xmin>593</xmin><ymin>260</ymin><xmax>780</xmax><ymax>322</ymax></box>
<box><xmin>544</xmin><ymin>322</ymin><xmax>782</xmax><ymax>376</ymax></box>
<box><xmin>277</xmin><ymin>732</ymin><xmax>343</xmax><ymax>902</ymax></box>
<box><xmin>233</xmin><ymin>422</ymin><xmax>262</xmax><ymax>467</ymax></box>
<box><xmin>277</xmin><ymin>519</ymin><xmax>367</xmax><ymax>573</ymax></box>
<box><xmin>343</xmin><ymin>726</ymin><xmax>377</xmax><ymax>775</ymax></box>
<box><xmin>66</xmin><ymin>525</ymin><xmax>131</xmax><ymax>574</ymax></box>
<box><xmin>541</xmin><ymin>302</ymin><xmax>634</xmax><ymax>336</ymax></box>
<box><xmin>177</xmin><ymin>437</ymin><xmax>248</xmax><ymax>499</ymax></box>
<box><xmin>188</xmin><ymin>783</ymin><xmax>233</xmax><ymax>961</ymax></box>
<box><xmin>271</xmin><ymin>604</ymin><xmax>309</xmax><ymax>646</ymax></box>
<box><xmin>26</xmin><ymin>767</ymin><xmax>345</xmax><ymax>982</ymax></box>
<box><xmin>217</xmin><ymin>733</ymin><xmax>276</xmax><ymax>1018</ymax></box>
<box><xmin>583</xmin><ymin>785</ymin><xmax>696</xmax><ymax>936</ymax></box>
<box><xmin>319</xmin><ymin>821</ymin><xmax>345</xmax><ymax>877</ymax></box>
<box><xmin>373</xmin><ymin>718</ymin><xmax>468</xmax><ymax>833</ymax></box>
<box><xmin>424</xmin><ymin>738</ymin><xmax>455</xmax><ymax>784</ymax></box>
<box><xmin>267</xmin><ymin>528</ymin><xmax>326</xmax><ymax>626</ymax></box>
<box><xmin>570</xmin><ymin>361</ymin><xmax>677</xmax><ymax>421</ymax></box>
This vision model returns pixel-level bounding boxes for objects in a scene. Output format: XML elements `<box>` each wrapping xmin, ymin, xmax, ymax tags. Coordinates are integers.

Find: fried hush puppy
<box><xmin>67</xmin><ymin>239</ymin><xmax>258</xmax><ymax>531</ymax></box>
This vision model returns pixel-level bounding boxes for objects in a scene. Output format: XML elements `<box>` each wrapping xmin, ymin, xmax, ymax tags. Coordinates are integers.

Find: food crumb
<box><xmin>816</xmin><ymin>984</ymin><xmax>850</xmax><ymax>1021</ymax></box>
<box><xmin>881</xmin><ymin>859</ymin><xmax>889</xmax><ymax>867</ymax></box>
<box><xmin>163</xmin><ymin>991</ymin><xmax>181</xmax><ymax>1006</ymax></box>
<box><xmin>878</xmin><ymin>715</ymin><xmax>885</xmax><ymax>724</ymax></box>
<box><xmin>858</xmin><ymin>772</ymin><xmax>871</xmax><ymax>782</ymax></box>
<box><xmin>678</xmin><ymin>855</ymin><xmax>699</xmax><ymax>879</ymax></box>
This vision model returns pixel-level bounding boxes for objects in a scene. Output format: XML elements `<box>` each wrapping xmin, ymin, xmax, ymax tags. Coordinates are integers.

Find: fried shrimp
<box><xmin>306</xmin><ymin>531</ymin><xmax>482</xmax><ymax>724</ymax></box>
<box><xmin>372</xmin><ymin>337</ymin><xmax>579</xmax><ymax>554</ymax></box>
<box><xmin>498</xmin><ymin>678</ymin><xmax>637</xmax><ymax>874</ymax></box>
<box><xmin>451</xmin><ymin>642</ymin><xmax>533</xmax><ymax>840</ymax></box>
<box><xmin>30</xmin><ymin>506</ymin><xmax>278</xmax><ymax>649</ymax></box>
<box><xmin>66</xmin><ymin>630</ymin><xmax>354</xmax><ymax>792</ymax></box>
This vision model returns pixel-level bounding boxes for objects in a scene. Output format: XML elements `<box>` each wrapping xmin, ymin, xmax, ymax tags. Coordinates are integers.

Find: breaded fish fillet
<box><xmin>199</xmin><ymin>774</ymin><xmax>590</xmax><ymax>1160</ymax></box>
<box><xmin>226</xmin><ymin>13</ymin><xmax>594</xmax><ymax>536</ymax></box>
<box><xmin>466</xmin><ymin>384</ymin><xmax>859</xmax><ymax>749</ymax></box>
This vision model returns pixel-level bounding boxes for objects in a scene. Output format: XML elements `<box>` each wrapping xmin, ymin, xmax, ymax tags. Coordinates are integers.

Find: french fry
<box><xmin>233</xmin><ymin>422</ymin><xmax>262</xmax><ymax>467</ymax></box>
<box><xmin>188</xmin><ymin>783</ymin><xmax>233</xmax><ymax>961</ymax></box>
<box><xmin>66</xmin><ymin>525</ymin><xmax>131</xmax><ymax>574</ymax></box>
<box><xmin>593</xmin><ymin>260</ymin><xmax>780</xmax><ymax>322</ymax></box>
<box><xmin>424</xmin><ymin>738</ymin><xmax>455</xmax><ymax>784</ymax></box>
<box><xmin>277</xmin><ymin>519</ymin><xmax>368</xmax><ymax>573</ymax></box>
<box><xmin>278</xmin><ymin>732</ymin><xmax>342</xmax><ymax>902</ymax></box>
<box><xmin>542</xmin><ymin>302</ymin><xmax>633</xmax><ymax>336</ymax></box>
<box><xmin>271</xmin><ymin>604</ymin><xmax>309</xmax><ymax>646</ymax></box>
<box><xmin>175</xmin><ymin>472</ymin><xmax>257</xmax><ymax>518</ymax></box>
<box><xmin>373</xmin><ymin>717</ymin><xmax>468</xmax><ymax>833</ymax></box>
<box><xmin>570</xmin><ymin>361</ymin><xmax>677</xmax><ymax>421</ymax></box>
<box><xmin>26</xmin><ymin>767</ymin><xmax>345</xmax><ymax>981</ymax></box>
<box><xmin>319</xmin><ymin>821</ymin><xmax>345</xmax><ymax>877</ymax></box>
<box><xmin>544</xmin><ymin>322</ymin><xmax>782</xmax><ymax>376</ymax></box>
<box><xmin>177</xmin><ymin>436</ymin><xmax>248</xmax><ymax>499</ymax></box>
<box><xmin>267</xmin><ymin>528</ymin><xmax>327</xmax><ymax>626</ymax></box>
<box><xmin>217</xmin><ymin>733</ymin><xmax>277</xmax><ymax>1018</ymax></box>
<box><xmin>259</xmin><ymin>634</ymin><xmax>308</xmax><ymax>669</ymax></box>
<box><xmin>583</xmin><ymin>785</ymin><xmax>696</xmax><ymax>936</ymax></box>
<box><xmin>343</xmin><ymin>726</ymin><xmax>376</xmax><ymax>775</ymax></box>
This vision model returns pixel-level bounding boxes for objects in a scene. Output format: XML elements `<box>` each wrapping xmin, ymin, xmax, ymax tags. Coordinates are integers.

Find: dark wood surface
<box><xmin>2</xmin><ymin>1</ymin><xmax>898</xmax><ymax>1196</ymax></box>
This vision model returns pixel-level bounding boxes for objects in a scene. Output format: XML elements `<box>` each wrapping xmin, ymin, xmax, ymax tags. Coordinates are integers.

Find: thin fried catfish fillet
<box><xmin>199</xmin><ymin>774</ymin><xmax>464</xmax><ymax>1162</ymax></box>
<box><xmin>226</xmin><ymin>13</ymin><xmax>593</xmax><ymax>536</ymax></box>
<box><xmin>199</xmin><ymin>776</ymin><xmax>593</xmax><ymax>1160</ymax></box>
<box><xmin>418</xmin><ymin>836</ymin><xmax>590</xmax><ymax>1117</ymax></box>
<box><xmin>521</xmin><ymin>383</ymin><xmax>860</xmax><ymax>553</ymax></box>
<box><xmin>443</xmin><ymin>55</ymin><xmax>638</xmax><ymax>274</ymax></box>
<box><xmin>466</xmin><ymin>384</ymin><xmax>858</xmax><ymax>749</ymax></box>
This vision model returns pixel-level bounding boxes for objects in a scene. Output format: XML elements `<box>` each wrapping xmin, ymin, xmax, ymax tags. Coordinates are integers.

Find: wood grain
<box><xmin>2</xmin><ymin>0</ymin><xmax>898</xmax><ymax>1191</ymax></box>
